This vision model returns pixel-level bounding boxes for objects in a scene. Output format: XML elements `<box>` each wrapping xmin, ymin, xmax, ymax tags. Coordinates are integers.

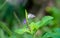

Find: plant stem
<box><xmin>13</xmin><ymin>12</ymin><xmax>22</xmax><ymax>27</ymax></box>
<box><xmin>25</xmin><ymin>9</ymin><xmax>31</xmax><ymax>31</ymax></box>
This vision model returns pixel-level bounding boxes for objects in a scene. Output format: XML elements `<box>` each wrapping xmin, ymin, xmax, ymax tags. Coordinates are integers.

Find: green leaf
<box><xmin>23</xmin><ymin>33</ymin><xmax>33</xmax><ymax>38</ymax></box>
<box><xmin>35</xmin><ymin>16</ymin><xmax>54</xmax><ymax>29</ymax></box>
<box><xmin>0</xmin><ymin>22</ymin><xmax>12</xmax><ymax>36</ymax></box>
<box><xmin>15</xmin><ymin>28</ymin><xmax>30</xmax><ymax>34</ymax></box>
<box><xmin>46</xmin><ymin>7</ymin><xmax>60</xmax><ymax>26</ymax></box>
<box><xmin>42</xmin><ymin>28</ymin><xmax>60</xmax><ymax>38</ymax></box>
<box><xmin>9</xmin><ymin>34</ymin><xmax>24</xmax><ymax>38</ymax></box>
<box><xmin>29</xmin><ymin>22</ymin><xmax>36</xmax><ymax>31</ymax></box>
<box><xmin>0</xmin><ymin>28</ymin><xmax>6</xmax><ymax>38</ymax></box>
<box><xmin>53</xmin><ymin>28</ymin><xmax>60</xmax><ymax>34</ymax></box>
<box><xmin>42</xmin><ymin>32</ymin><xmax>60</xmax><ymax>38</ymax></box>
<box><xmin>15</xmin><ymin>16</ymin><xmax>53</xmax><ymax>35</ymax></box>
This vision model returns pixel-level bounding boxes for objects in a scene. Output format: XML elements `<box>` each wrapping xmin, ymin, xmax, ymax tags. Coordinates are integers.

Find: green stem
<box><xmin>25</xmin><ymin>9</ymin><xmax>31</xmax><ymax>31</ymax></box>
<box><xmin>25</xmin><ymin>10</ymin><xmax>29</xmax><ymax>25</ymax></box>
<box><xmin>13</xmin><ymin>12</ymin><xmax>22</xmax><ymax>27</ymax></box>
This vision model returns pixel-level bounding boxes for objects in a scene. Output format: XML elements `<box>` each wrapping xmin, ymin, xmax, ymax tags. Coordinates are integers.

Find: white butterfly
<box><xmin>28</xmin><ymin>13</ymin><xmax>36</xmax><ymax>18</ymax></box>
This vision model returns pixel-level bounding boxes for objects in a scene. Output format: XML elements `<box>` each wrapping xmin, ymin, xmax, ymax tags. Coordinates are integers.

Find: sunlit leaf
<box><xmin>35</xmin><ymin>16</ymin><xmax>54</xmax><ymax>29</ymax></box>
<box><xmin>15</xmin><ymin>28</ymin><xmax>30</xmax><ymax>34</ymax></box>
<box><xmin>0</xmin><ymin>28</ymin><xmax>5</xmax><ymax>38</ymax></box>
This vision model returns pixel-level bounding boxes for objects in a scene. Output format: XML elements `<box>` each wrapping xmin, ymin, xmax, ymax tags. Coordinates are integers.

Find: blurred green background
<box><xmin>0</xmin><ymin>0</ymin><xmax>60</xmax><ymax>38</ymax></box>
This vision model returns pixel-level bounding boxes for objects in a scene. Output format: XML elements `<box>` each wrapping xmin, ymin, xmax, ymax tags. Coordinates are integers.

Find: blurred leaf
<box><xmin>23</xmin><ymin>33</ymin><xmax>33</xmax><ymax>38</ymax></box>
<box><xmin>42</xmin><ymin>28</ymin><xmax>60</xmax><ymax>38</ymax></box>
<box><xmin>46</xmin><ymin>7</ymin><xmax>60</xmax><ymax>26</ymax></box>
<box><xmin>15</xmin><ymin>16</ymin><xmax>53</xmax><ymax>35</ymax></box>
<box><xmin>35</xmin><ymin>16</ymin><xmax>54</xmax><ymax>29</ymax></box>
<box><xmin>29</xmin><ymin>16</ymin><xmax>53</xmax><ymax>30</ymax></box>
<box><xmin>42</xmin><ymin>32</ymin><xmax>60</xmax><ymax>38</ymax></box>
<box><xmin>0</xmin><ymin>22</ymin><xmax>12</xmax><ymax>36</ymax></box>
<box><xmin>9</xmin><ymin>33</ymin><xmax>25</xmax><ymax>38</ymax></box>
<box><xmin>15</xmin><ymin>28</ymin><xmax>30</xmax><ymax>34</ymax></box>
<box><xmin>53</xmin><ymin>28</ymin><xmax>60</xmax><ymax>34</ymax></box>
<box><xmin>29</xmin><ymin>22</ymin><xmax>36</xmax><ymax>31</ymax></box>
<box><xmin>0</xmin><ymin>28</ymin><xmax>5</xmax><ymax>38</ymax></box>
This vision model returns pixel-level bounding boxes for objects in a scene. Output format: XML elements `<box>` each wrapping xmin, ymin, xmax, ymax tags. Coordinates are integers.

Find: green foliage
<box><xmin>15</xmin><ymin>16</ymin><xmax>53</xmax><ymax>35</ymax></box>
<box><xmin>0</xmin><ymin>0</ymin><xmax>60</xmax><ymax>38</ymax></box>
<box><xmin>0</xmin><ymin>15</ymin><xmax>54</xmax><ymax>38</ymax></box>
<box><xmin>0</xmin><ymin>22</ymin><xmax>12</xmax><ymax>36</ymax></box>
<box><xmin>0</xmin><ymin>28</ymin><xmax>5</xmax><ymax>38</ymax></box>
<box><xmin>46</xmin><ymin>7</ymin><xmax>60</xmax><ymax>27</ymax></box>
<box><xmin>42</xmin><ymin>28</ymin><xmax>60</xmax><ymax>38</ymax></box>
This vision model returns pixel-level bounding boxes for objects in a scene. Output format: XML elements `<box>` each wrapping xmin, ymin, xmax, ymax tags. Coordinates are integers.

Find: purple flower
<box><xmin>23</xmin><ymin>19</ymin><xmax>26</xmax><ymax>24</ymax></box>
